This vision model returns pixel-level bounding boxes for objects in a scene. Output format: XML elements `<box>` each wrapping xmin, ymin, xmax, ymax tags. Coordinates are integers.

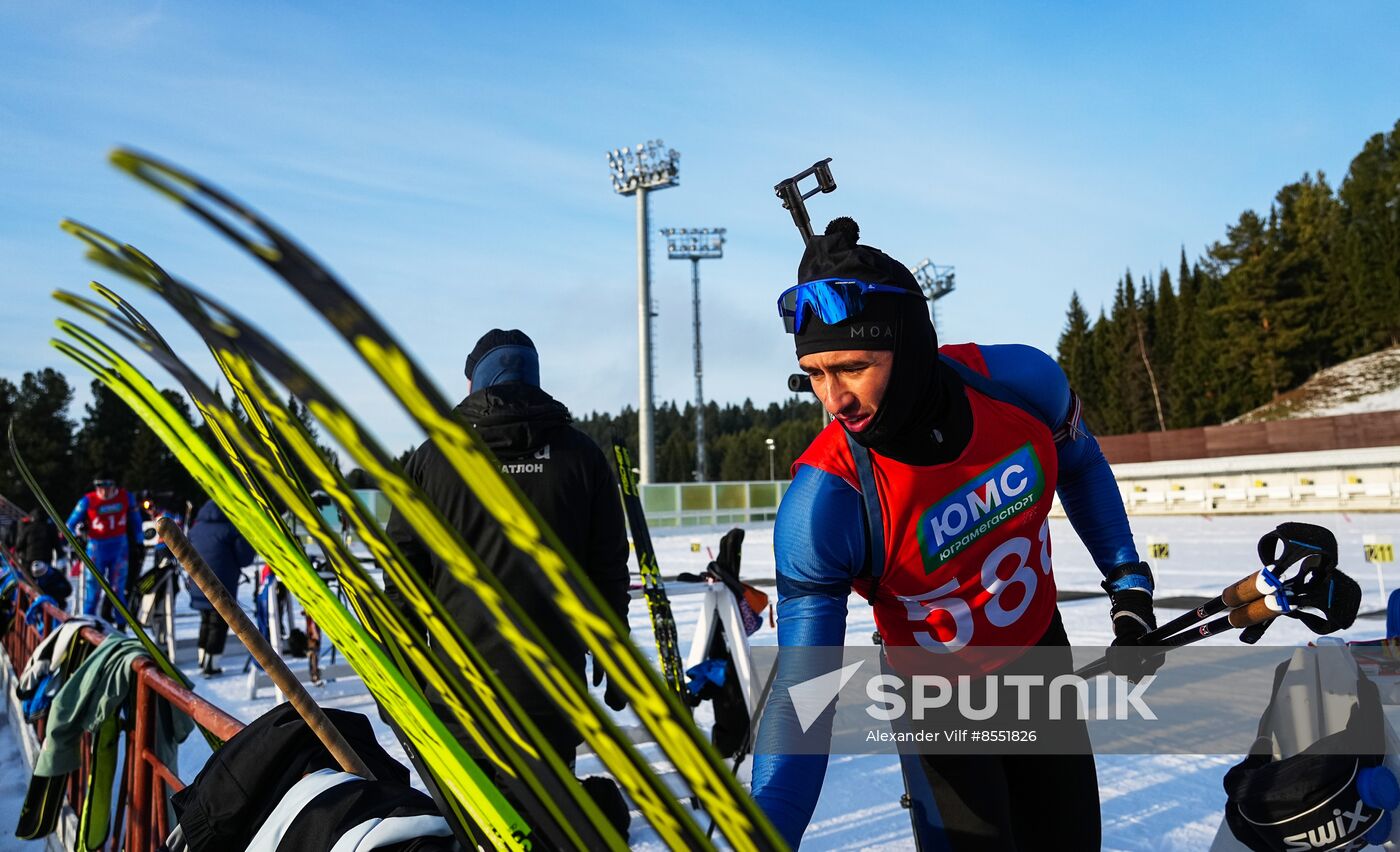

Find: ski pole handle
<box><xmin>1227</xmin><ymin>596</ymin><xmax>1276</xmax><ymax>628</ymax></box>
<box><xmin>157</xmin><ymin>518</ymin><xmax>374</xmax><ymax>779</ymax></box>
<box><xmin>1137</xmin><ymin>568</ymin><xmax>1267</xmax><ymax>648</ymax></box>
<box><xmin>1222</xmin><ymin>572</ymin><xmax>1269</xmax><ymax>608</ymax></box>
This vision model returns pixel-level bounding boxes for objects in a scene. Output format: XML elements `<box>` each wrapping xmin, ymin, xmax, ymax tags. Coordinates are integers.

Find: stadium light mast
<box><xmin>607</xmin><ymin>140</ymin><xmax>680</xmax><ymax>484</ymax></box>
<box><xmin>910</xmin><ymin>258</ymin><xmax>956</xmax><ymax>334</ymax></box>
<box><xmin>661</xmin><ymin>226</ymin><xmax>725</xmax><ymax>482</ymax></box>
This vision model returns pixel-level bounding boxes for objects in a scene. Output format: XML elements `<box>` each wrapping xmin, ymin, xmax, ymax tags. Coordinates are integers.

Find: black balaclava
<box><xmin>793</xmin><ymin>217</ymin><xmax>970</xmax><ymax>465</ymax></box>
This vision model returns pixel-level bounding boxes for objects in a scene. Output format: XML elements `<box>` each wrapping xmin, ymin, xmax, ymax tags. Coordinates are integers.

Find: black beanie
<box><xmin>792</xmin><ymin>218</ymin><xmax>958</xmax><ymax>460</ymax></box>
<box><xmin>792</xmin><ymin>218</ymin><xmax>925</xmax><ymax>358</ymax></box>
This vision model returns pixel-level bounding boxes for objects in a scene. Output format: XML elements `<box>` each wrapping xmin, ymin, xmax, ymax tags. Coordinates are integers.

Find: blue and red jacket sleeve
<box><xmin>66</xmin><ymin>497</ymin><xmax>89</xmax><ymax>535</ymax></box>
<box><xmin>751</xmin><ymin>465</ymin><xmax>864</xmax><ymax>847</ymax></box>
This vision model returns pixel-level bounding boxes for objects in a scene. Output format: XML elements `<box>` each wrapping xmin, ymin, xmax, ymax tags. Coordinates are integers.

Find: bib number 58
<box><xmin>897</xmin><ymin>519</ymin><xmax>1052</xmax><ymax>652</ymax></box>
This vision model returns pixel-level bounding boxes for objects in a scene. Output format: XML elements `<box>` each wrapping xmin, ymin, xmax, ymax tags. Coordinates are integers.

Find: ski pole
<box><xmin>1133</xmin><ymin>523</ymin><xmax>1338</xmax><ymax>647</ymax></box>
<box><xmin>1154</xmin><ymin>596</ymin><xmax>1277</xmax><ymax>648</ymax></box>
<box><xmin>1076</xmin><ymin>561</ymin><xmax>1364</xmax><ymax>679</ymax></box>
<box><xmin>1074</xmin><ymin>572</ymin><xmax>1265</xmax><ymax>679</ymax></box>
<box><xmin>1137</xmin><ymin>569</ymin><xmax>1271</xmax><ymax>646</ymax></box>
<box><xmin>1076</xmin><ymin>595</ymin><xmax>1281</xmax><ymax>679</ymax></box>
<box><xmin>157</xmin><ymin>517</ymin><xmax>374</xmax><ymax>779</ymax></box>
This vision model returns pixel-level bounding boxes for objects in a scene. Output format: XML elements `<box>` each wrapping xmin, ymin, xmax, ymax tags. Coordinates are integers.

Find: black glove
<box><xmin>1103</xmin><ymin>562</ymin><xmax>1165</xmax><ymax>681</ymax></box>
<box><xmin>591</xmin><ymin>653</ymin><xmax>628</xmax><ymax>712</ymax></box>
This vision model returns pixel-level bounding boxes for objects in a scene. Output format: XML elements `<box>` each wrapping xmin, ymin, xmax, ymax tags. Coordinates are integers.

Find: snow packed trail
<box><xmin>0</xmin><ymin>711</ymin><xmax>45</xmax><ymax>848</ymax></box>
<box><xmin>3</xmin><ymin>511</ymin><xmax>1397</xmax><ymax>850</ymax></box>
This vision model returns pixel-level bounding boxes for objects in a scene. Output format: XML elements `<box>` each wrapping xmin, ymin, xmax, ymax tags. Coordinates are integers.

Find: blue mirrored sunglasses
<box><xmin>777</xmin><ymin>278</ymin><xmax>918</xmax><ymax>334</ymax></box>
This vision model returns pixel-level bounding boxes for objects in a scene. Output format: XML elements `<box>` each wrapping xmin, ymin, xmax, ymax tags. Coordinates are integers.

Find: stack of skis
<box><xmin>18</xmin><ymin>149</ymin><xmax>787</xmax><ymax>851</ymax></box>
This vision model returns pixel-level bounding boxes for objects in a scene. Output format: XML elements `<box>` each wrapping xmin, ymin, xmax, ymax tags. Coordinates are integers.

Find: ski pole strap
<box><xmin>845</xmin><ymin>431</ymin><xmax>885</xmax><ymax>605</ymax></box>
<box><xmin>1259</xmin><ymin>569</ymin><xmax>1290</xmax><ymax>613</ymax></box>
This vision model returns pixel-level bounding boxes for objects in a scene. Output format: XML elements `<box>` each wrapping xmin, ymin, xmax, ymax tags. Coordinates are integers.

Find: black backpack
<box><xmin>1223</xmin><ymin>660</ymin><xmax>1397</xmax><ymax>851</ymax></box>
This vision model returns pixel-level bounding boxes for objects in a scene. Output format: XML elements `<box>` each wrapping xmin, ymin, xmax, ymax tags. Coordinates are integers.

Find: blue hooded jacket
<box><xmin>184</xmin><ymin>500</ymin><xmax>256</xmax><ymax>612</ymax></box>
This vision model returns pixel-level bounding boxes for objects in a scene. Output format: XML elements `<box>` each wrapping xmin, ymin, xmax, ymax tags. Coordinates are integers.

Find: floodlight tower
<box><xmin>910</xmin><ymin>258</ymin><xmax>956</xmax><ymax>334</ymax></box>
<box><xmin>607</xmin><ymin>140</ymin><xmax>680</xmax><ymax>484</ymax></box>
<box><xmin>661</xmin><ymin>227</ymin><xmax>725</xmax><ymax>482</ymax></box>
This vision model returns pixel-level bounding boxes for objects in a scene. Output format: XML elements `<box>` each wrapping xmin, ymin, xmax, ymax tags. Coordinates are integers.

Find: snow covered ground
<box><xmin>623</xmin><ymin>512</ymin><xmax>1400</xmax><ymax>851</ymax></box>
<box><xmin>3</xmin><ymin>511</ymin><xmax>1399</xmax><ymax>850</ymax></box>
<box><xmin>0</xmin><ymin>711</ymin><xmax>44</xmax><ymax>848</ymax></box>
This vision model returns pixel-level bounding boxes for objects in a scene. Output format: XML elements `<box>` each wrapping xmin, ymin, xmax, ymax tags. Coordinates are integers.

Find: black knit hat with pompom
<box><xmin>792</xmin><ymin>217</ymin><xmax>926</xmax><ymax>357</ymax></box>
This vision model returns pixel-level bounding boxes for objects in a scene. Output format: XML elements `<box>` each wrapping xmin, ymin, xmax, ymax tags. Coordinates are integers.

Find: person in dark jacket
<box><xmin>15</xmin><ymin>508</ymin><xmax>59</xmax><ymax>569</ymax></box>
<box><xmin>14</xmin><ymin>508</ymin><xmax>71</xmax><ymax>609</ymax></box>
<box><xmin>186</xmin><ymin>499</ymin><xmax>256</xmax><ymax>677</ymax></box>
<box><xmin>385</xmin><ymin>329</ymin><xmax>632</xmax><ymax>832</ymax></box>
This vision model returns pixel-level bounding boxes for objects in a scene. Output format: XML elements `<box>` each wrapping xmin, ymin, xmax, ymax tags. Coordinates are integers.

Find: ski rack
<box><xmin>686</xmin><ymin>582</ymin><xmax>759</xmax><ymax>717</ymax></box>
<box><xmin>773</xmin><ymin>157</ymin><xmax>836</xmax><ymax>245</ymax></box>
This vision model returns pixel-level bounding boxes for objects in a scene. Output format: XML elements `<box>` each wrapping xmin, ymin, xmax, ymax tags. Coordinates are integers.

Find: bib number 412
<box><xmin>897</xmin><ymin>519</ymin><xmax>1052</xmax><ymax>653</ymax></box>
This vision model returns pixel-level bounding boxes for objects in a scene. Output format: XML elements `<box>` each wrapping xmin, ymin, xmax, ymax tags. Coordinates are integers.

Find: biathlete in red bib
<box><xmin>66</xmin><ymin>473</ymin><xmax>142</xmax><ymax>622</ymax></box>
<box><xmin>750</xmin><ymin>217</ymin><xmax>1158</xmax><ymax>850</ymax></box>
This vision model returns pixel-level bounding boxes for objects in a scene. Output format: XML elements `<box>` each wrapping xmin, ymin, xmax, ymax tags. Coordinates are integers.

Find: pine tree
<box><xmin>1057</xmin><ymin>292</ymin><xmax>1093</xmax><ymax>393</ymax></box>
<box><xmin>1271</xmin><ymin>172</ymin><xmax>1338</xmax><ymax>375</ymax></box>
<box><xmin>1104</xmin><ymin>272</ymin><xmax>1154</xmax><ymax>433</ymax></box>
<box><xmin>76</xmin><ymin>380</ymin><xmax>145</xmax><ymax>488</ymax></box>
<box><xmin>1056</xmin><ymin>122</ymin><xmax>1395</xmax><ymax>432</ymax></box>
<box><xmin>1210</xmin><ymin>204</ymin><xmax>1315</xmax><ymax>415</ymax></box>
<box><xmin>0</xmin><ymin>377</ymin><xmax>17</xmax><ymax>499</ymax></box>
<box><xmin>1084</xmin><ymin>308</ymin><xmax>1118</xmax><ymax>433</ymax></box>
<box><xmin>1167</xmin><ymin>252</ymin><xmax>1201</xmax><ymax>427</ymax></box>
<box><xmin>1333</xmin><ymin>120</ymin><xmax>1400</xmax><ymax>356</ymax></box>
<box><xmin>657</xmin><ymin>429</ymin><xmax>694</xmax><ymax>482</ymax></box>
<box><xmin>1194</xmin><ymin>263</ymin><xmax>1230</xmax><ymax>424</ymax></box>
<box><xmin>125</xmin><ymin>390</ymin><xmax>204</xmax><ymax>508</ymax></box>
<box><xmin>1134</xmin><ymin>274</ymin><xmax>1167</xmax><ymax>430</ymax></box>
<box><xmin>1</xmin><ymin>369</ymin><xmax>77</xmax><ymax>505</ymax></box>
<box><xmin>1154</xmin><ymin>268</ymin><xmax>1177</xmax><ymax>412</ymax></box>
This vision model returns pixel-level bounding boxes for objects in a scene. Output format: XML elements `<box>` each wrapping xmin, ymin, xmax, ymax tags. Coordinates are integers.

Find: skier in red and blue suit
<box><xmin>751</xmin><ymin>218</ymin><xmax>1158</xmax><ymax>850</ymax></box>
<box><xmin>66</xmin><ymin>473</ymin><xmax>142</xmax><ymax>622</ymax></box>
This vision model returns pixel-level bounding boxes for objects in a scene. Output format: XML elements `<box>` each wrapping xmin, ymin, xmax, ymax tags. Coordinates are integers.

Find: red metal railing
<box><xmin>2</xmin><ymin>580</ymin><xmax>245</xmax><ymax>851</ymax></box>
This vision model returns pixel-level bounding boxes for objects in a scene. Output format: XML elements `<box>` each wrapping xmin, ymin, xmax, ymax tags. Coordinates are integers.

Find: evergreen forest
<box><xmin>1056</xmin><ymin>120</ymin><xmax>1400</xmax><ymax>435</ymax></box>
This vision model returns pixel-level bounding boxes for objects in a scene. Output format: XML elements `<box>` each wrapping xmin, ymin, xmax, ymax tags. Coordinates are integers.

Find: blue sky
<box><xmin>2</xmin><ymin>2</ymin><xmax>1397</xmax><ymax>455</ymax></box>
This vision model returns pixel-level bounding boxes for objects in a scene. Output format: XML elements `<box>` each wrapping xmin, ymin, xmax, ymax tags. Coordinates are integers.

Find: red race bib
<box><xmin>795</xmin><ymin>344</ymin><xmax>1060</xmax><ymax>656</ymax></box>
<box><xmin>85</xmin><ymin>490</ymin><xmax>132</xmax><ymax>541</ymax></box>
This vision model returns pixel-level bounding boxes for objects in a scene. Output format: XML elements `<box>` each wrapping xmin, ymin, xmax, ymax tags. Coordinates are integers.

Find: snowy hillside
<box><xmin>1231</xmin><ymin>346</ymin><xmax>1400</xmax><ymax>423</ymax></box>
